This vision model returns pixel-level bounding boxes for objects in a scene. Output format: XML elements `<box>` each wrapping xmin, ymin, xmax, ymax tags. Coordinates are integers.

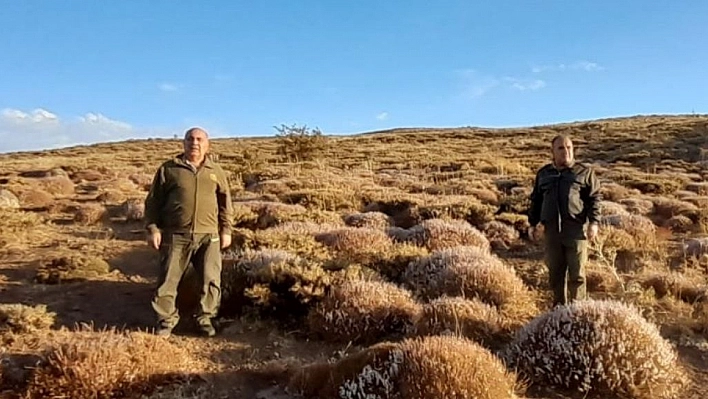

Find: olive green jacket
<box><xmin>528</xmin><ymin>161</ymin><xmax>601</xmax><ymax>237</ymax></box>
<box><xmin>144</xmin><ymin>153</ymin><xmax>233</xmax><ymax>235</ymax></box>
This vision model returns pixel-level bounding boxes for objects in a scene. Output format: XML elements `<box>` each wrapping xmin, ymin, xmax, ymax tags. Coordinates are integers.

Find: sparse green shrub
<box><xmin>275</xmin><ymin>124</ymin><xmax>330</xmax><ymax>162</ymax></box>
<box><xmin>502</xmin><ymin>299</ymin><xmax>689</xmax><ymax>399</ymax></box>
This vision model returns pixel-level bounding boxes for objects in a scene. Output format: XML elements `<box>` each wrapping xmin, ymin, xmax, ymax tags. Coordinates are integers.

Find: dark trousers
<box><xmin>152</xmin><ymin>232</ymin><xmax>222</xmax><ymax>328</ymax></box>
<box><xmin>544</xmin><ymin>233</ymin><xmax>588</xmax><ymax>305</ymax></box>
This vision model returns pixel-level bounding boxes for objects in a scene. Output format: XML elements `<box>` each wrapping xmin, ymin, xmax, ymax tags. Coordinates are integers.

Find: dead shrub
<box><xmin>403</xmin><ymin>246</ymin><xmax>538</xmax><ymax>322</ymax></box>
<box><xmin>600</xmin><ymin>182</ymin><xmax>634</xmax><ymax>202</ymax></box>
<box><xmin>73</xmin><ymin>203</ymin><xmax>108</xmax><ymax>225</ymax></box>
<box><xmin>121</xmin><ymin>198</ymin><xmax>145</xmax><ymax>221</ymax></box>
<box><xmin>362</xmin><ymin>199</ymin><xmax>420</xmax><ymax>229</ymax></box>
<box><xmin>38</xmin><ymin>176</ymin><xmax>75</xmax><ymax>196</ymax></box>
<box><xmin>599</xmin><ymin>201</ymin><xmax>628</xmax><ymax>216</ymax></box>
<box><xmin>651</xmin><ymin>197</ymin><xmax>699</xmax><ymax>220</ymax></box>
<box><xmin>241</xmin><ymin>224</ymin><xmax>333</xmax><ymax>261</ymax></box>
<box><xmin>404</xmin><ymin>218</ymin><xmax>490</xmax><ymax>251</ymax></box>
<box><xmin>274</xmin><ymin>123</ymin><xmax>329</xmax><ymax>162</ymax></box>
<box><xmin>287</xmin><ymin>335</ymin><xmax>519</xmax><ymax>399</ymax></box>
<box><xmin>685</xmin><ymin>181</ymin><xmax>708</xmax><ymax>195</ymax></box>
<box><xmin>482</xmin><ymin>220</ymin><xmax>520</xmax><ymax>250</ymax></box>
<box><xmin>502</xmin><ymin>299</ymin><xmax>689</xmax><ymax>399</ymax></box>
<box><xmin>233</xmin><ymin>200</ymin><xmax>342</xmax><ymax>229</ymax></box>
<box><xmin>367</xmin><ymin>243</ymin><xmax>428</xmax><ymax>283</ymax></box>
<box><xmin>307</xmin><ymin>279</ymin><xmax>420</xmax><ymax>344</ymax></box>
<box><xmin>35</xmin><ymin>255</ymin><xmax>111</xmax><ymax>284</ymax></box>
<box><xmin>412</xmin><ymin>296</ymin><xmax>504</xmax><ymax>348</ymax></box>
<box><xmin>315</xmin><ymin>227</ymin><xmax>393</xmax><ymax>264</ymax></box>
<box><xmin>417</xmin><ymin>200</ymin><xmax>495</xmax><ymax>228</ymax></box>
<box><xmin>21</xmin><ymin>329</ymin><xmax>195</xmax><ymax>398</ymax></box>
<box><xmin>625</xmin><ymin>178</ymin><xmax>680</xmax><ymax>195</ymax></box>
<box><xmin>220</xmin><ymin>249</ymin><xmax>330</xmax><ymax>319</ymax></box>
<box><xmin>494</xmin><ymin>212</ymin><xmax>530</xmax><ymax>233</ymax></box>
<box><xmin>637</xmin><ymin>270</ymin><xmax>707</xmax><ymax>304</ymax></box>
<box><xmin>0</xmin><ymin>304</ymin><xmax>56</xmax><ymax>334</ymax></box>
<box><xmin>619</xmin><ymin>197</ymin><xmax>654</xmax><ymax>215</ymax></box>
<box><xmin>343</xmin><ymin>211</ymin><xmax>393</xmax><ymax>229</ymax></box>
<box><xmin>664</xmin><ymin>215</ymin><xmax>694</xmax><ymax>233</ymax></box>
<box><xmin>468</xmin><ymin>188</ymin><xmax>499</xmax><ymax>205</ymax></box>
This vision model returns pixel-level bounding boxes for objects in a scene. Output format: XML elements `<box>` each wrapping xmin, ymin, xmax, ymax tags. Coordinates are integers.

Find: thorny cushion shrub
<box><xmin>307</xmin><ymin>279</ymin><xmax>420</xmax><ymax>345</ymax></box>
<box><xmin>502</xmin><ymin>299</ymin><xmax>689</xmax><ymax>399</ymax></box>
<box><xmin>398</xmin><ymin>218</ymin><xmax>490</xmax><ymax>251</ymax></box>
<box><xmin>287</xmin><ymin>335</ymin><xmax>520</xmax><ymax>399</ymax></box>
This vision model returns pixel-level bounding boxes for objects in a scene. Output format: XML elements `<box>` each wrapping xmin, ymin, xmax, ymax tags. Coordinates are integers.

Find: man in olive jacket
<box><xmin>528</xmin><ymin>134</ymin><xmax>601</xmax><ymax>307</ymax></box>
<box><xmin>144</xmin><ymin>127</ymin><xmax>233</xmax><ymax>337</ymax></box>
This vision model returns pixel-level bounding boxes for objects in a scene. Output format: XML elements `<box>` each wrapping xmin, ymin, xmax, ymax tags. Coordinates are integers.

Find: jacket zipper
<box><xmin>556</xmin><ymin>170</ymin><xmax>562</xmax><ymax>234</ymax></box>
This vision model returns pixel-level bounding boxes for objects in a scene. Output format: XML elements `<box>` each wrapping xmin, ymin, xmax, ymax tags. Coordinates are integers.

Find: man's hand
<box><xmin>528</xmin><ymin>225</ymin><xmax>543</xmax><ymax>241</ymax></box>
<box><xmin>220</xmin><ymin>232</ymin><xmax>232</xmax><ymax>250</ymax></box>
<box><xmin>148</xmin><ymin>230</ymin><xmax>162</xmax><ymax>250</ymax></box>
<box><xmin>587</xmin><ymin>222</ymin><xmax>599</xmax><ymax>241</ymax></box>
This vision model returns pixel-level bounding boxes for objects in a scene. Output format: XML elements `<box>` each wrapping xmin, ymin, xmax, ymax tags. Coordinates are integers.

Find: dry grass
<box><xmin>35</xmin><ymin>255</ymin><xmax>111</xmax><ymax>284</ymax></box>
<box><xmin>401</xmin><ymin>218</ymin><xmax>491</xmax><ymax>251</ymax></box>
<box><xmin>502</xmin><ymin>299</ymin><xmax>689</xmax><ymax>399</ymax></box>
<box><xmin>314</xmin><ymin>226</ymin><xmax>394</xmax><ymax>264</ymax></box>
<box><xmin>17</xmin><ymin>328</ymin><xmax>197</xmax><ymax>398</ymax></box>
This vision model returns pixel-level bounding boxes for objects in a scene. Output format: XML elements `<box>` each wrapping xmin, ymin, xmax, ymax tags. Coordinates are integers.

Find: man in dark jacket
<box><xmin>144</xmin><ymin>127</ymin><xmax>233</xmax><ymax>337</ymax></box>
<box><xmin>528</xmin><ymin>134</ymin><xmax>601</xmax><ymax>307</ymax></box>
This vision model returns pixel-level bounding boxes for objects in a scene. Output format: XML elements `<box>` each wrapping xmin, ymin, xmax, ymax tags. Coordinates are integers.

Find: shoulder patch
<box><xmin>209</xmin><ymin>173</ymin><xmax>218</xmax><ymax>182</ymax></box>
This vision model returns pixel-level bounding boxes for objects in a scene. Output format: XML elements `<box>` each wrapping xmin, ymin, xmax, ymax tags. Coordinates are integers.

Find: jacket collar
<box><xmin>175</xmin><ymin>153</ymin><xmax>214</xmax><ymax>169</ymax></box>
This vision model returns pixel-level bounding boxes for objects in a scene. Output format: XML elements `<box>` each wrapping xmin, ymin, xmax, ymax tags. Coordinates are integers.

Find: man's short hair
<box><xmin>184</xmin><ymin>127</ymin><xmax>209</xmax><ymax>139</ymax></box>
<box><xmin>551</xmin><ymin>134</ymin><xmax>571</xmax><ymax>147</ymax></box>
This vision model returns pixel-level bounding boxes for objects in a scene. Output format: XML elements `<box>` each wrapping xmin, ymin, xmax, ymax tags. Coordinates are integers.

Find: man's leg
<box><xmin>545</xmin><ymin>233</ymin><xmax>568</xmax><ymax>306</ymax></box>
<box><xmin>565</xmin><ymin>237</ymin><xmax>588</xmax><ymax>302</ymax></box>
<box><xmin>191</xmin><ymin>233</ymin><xmax>222</xmax><ymax>336</ymax></box>
<box><xmin>152</xmin><ymin>233</ymin><xmax>192</xmax><ymax>334</ymax></box>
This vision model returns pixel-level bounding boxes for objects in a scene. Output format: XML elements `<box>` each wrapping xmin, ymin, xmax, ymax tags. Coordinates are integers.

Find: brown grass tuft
<box><xmin>287</xmin><ymin>335</ymin><xmax>519</xmax><ymax>399</ymax></box>
<box><xmin>403</xmin><ymin>246</ymin><xmax>538</xmax><ymax>322</ymax></box>
<box><xmin>343</xmin><ymin>211</ymin><xmax>394</xmax><ymax>229</ymax></box>
<box><xmin>38</xmin><ymin>175</ymin><xmax>75</xmax><ymax>196</ymax></box>
<box><xmin>0</xmin><ymin>303</ymin><xmax>56</xmax><ymax>334</ymax></box>
<box><xmin>315</xmin><ymin>226</ymin><xmax>394</xmax><ymax>264</ymax></box>
<box><xmin>73</xmin><ymin>203</ymin><xmax>108</xmax><ymax>225</ymax></box>
<box><xmin>35</xmin><ymin>255</ymin><xmax>111</xmax><ymax>284</ymax></box>
<box><xmin>502</xmin><ymin>299</ymin><xmax>689</xmax><ymax>399</ymax></box>
<box><xmin>21</xmin><ymin>329</ymin><xmax>196</xmax><ymax>398</ymax></box>
<box><xmin>307</xmin><ymin>279</ymin><xmax>420</xmax><ymax>344</ymax></box>
<box><xmin>412</xmin><ymin>296</ymin><xmax>504</xmax><ymax>348</ymax></box>
<box><xmin>403</xmin><ymin>218</ymin><xmax>490</xmax><ymax>251</ymax></box>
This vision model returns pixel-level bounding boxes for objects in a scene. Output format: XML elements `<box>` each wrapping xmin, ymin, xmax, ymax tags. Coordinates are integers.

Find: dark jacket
<box><xmin>144</xmin><ymin>154</ymin><xmax>233</xmax><ymax>235</ymax></box>
<box><xmin>528</xmin><ymin>162</ymin><xmax>601</xmax><ymax>237</ymax></box>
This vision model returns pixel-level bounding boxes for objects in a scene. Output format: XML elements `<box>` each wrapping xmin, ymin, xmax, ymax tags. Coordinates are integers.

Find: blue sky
<box><xmin>1</xmin><ymin>1</ymin><xmax>706</xmax><ymax>153</ymax></box>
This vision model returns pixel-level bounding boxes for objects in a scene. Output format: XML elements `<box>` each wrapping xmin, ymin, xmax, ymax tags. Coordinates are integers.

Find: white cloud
<box><xmin>531</xmin><ymin>60</ymin><xmax>605</xmax><ymax>73</ymax></box>
<box><xmin>457</xmin><ymin>69</ymin><xmax>500</xmax><ymax>99</ymax></box>
<box><xmin>0</xmin><ymin>107</ymin><xmax>174</xmax><ymax>153</ymax></box>
<box><xmin>376</xmin><ymin>112</ymin><xmax>389</xmax><ymax>121</ymax></box>
<box><xmin>504</xmin><ymin>78</ymin><xmax>547</xmax><ymax>91</ymax></box>
<box><xmin>158</xmin><ymin>83</ymin><xmax>179</xmax><ymax>92</ymax></box>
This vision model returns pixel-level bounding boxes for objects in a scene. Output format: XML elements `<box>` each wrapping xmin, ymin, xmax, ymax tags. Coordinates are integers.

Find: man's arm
<box><xmin>528</xmin><ymin>169</ymin><xmax>544</xmax><ymax>227</ymax></box>
<box><xmin>144</xmin><ymin>165</ymin><xmax>166</xmax><ymax>234</ymax></box>
<box><xmin>215</xmin><ymin>166</ymin><xmax>233</xmax><ymax>236</ymax></box>
<box><xmin>583</xmin><ymin>167</ymin><xmax>602</xmax><ymax>224</ymax></box>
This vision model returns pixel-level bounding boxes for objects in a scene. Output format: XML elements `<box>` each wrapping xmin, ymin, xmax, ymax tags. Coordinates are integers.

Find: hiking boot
<box><xmin>198</xmin><ymin>321</ymin><xmax>216</xmax><ymax>337</ymax></box>
<box><xmin>155</xmin><ymin>326</ymin><xmax>173</xmax><ymax>337</ymax></box>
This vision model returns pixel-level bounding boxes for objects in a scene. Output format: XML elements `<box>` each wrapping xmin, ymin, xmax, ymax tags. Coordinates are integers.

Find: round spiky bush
<box><xmin>600</xmin><ymin>201</ymin><xmax>629</xmax><ymax>216</ymax></box>
<box><xmin>287</xmin><ymin>335</ymin><xmax>519</xmax><ymax>399</ymax></box>
<box><xmin>220</xmin><ymin>249</ymin><xmax>331</xmax><ymax>319</ymax></box>
<box><xmin>413</xmin><ymin>296</ymin><xmax>504</xmax><ymax>348</ymax></box>
<box><xmin>307</xmin><ymin>279</ymin><xmax>420</xmax><ymax>344</ymax></box>
<box><xmin>619</xmin><ymin>197</ymin><xmax>654</xmax><ymax>215</ymax></box>
<box><xmin>343</xmin><ymin>211</ymin><xmax>394</xmax><ymax>229</ymax></box>
<box><xmin>402</xmin><ymin>246</ymin><xmax>537</xmax><ymax>321</ymax></box>
<box><xmin>405</xmin><ymin>218</ymin><xmax>490</xmax><ymax>251</ymax></box>
<box><xmin>0</xmin><ymin>304</ymin><xmax>56</xmax><ymax>335</ymax></box>
<box><xmin>502</xmin><ymin>299</ymin><xmax>689</xmax><ymax>399</ymax></box>
<box><xmin>482</xmin><ymin>220</ymin><xmax>519</xmax><ymax>250</ymax></box>
<box><xmin>315</xmin><ymin>226</ymin><xmax>394</xmax><ymax>264</ymax></box>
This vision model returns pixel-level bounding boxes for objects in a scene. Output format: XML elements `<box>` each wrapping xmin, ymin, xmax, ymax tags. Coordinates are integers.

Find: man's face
<box><xmin>552</xmin><ymin>137</ymin><xmax>574</xmax><ymax>167</ymax></box>
<box><xmin>184</xmin><ymin>129</ymin><xmax>209</xmax><ymax>160</ymax></box>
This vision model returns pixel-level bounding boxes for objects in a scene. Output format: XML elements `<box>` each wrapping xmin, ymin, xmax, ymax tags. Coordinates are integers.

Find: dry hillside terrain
<box><xmin>1</xmin><ymin>114</ymin><xmax>708</xmax><ymax>398</ymax></box>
